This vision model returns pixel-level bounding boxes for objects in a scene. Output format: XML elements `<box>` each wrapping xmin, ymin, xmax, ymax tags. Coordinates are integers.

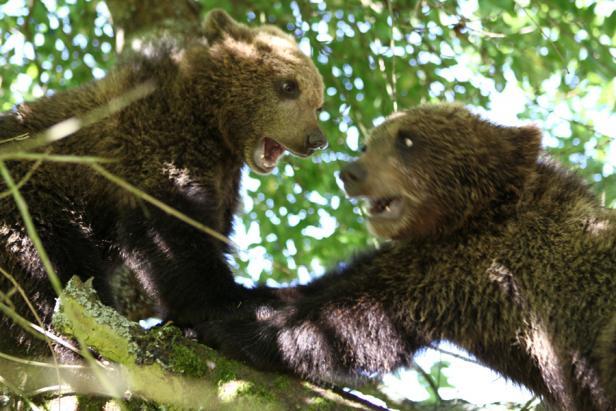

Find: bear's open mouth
<box><xmin>253</xmin><ymin>137</ymin><xmax>288</xmax><ymax>173</ymax></box>
<box><xmin>363</xmin><ymin>195</ymin><xmax>404</xmax><ymax>219</ymax></box>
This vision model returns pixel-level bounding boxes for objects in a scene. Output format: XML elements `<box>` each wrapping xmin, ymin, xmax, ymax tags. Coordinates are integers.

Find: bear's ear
<box><xmin>203</xmin><ymin>9</ymin><xmax>246</xmax><ymax>43</ymax></box>
<box><xmin>517</xmin><ymin>125</ymin><xmax>542</xmax><ymax>157</ymax></box>
<box><xmin>510</xmin><ymin>124</ymin><xmax>542</xmax><ymax>174</ymax></box>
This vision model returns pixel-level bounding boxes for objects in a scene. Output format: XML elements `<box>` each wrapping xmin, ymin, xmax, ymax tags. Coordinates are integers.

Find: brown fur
<box><xmin>199</xmin><ymin>104</ymin><xmax>616</xmax><ymax>411</ymax></box>
<box><xmin>0</xmin><ymin>9</ymin><xmax>324</xmax><ymax>358</ymax></box>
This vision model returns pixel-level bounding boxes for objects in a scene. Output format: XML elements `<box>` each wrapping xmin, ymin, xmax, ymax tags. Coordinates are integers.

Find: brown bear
<box><xmin>0</xmin><ymin>9</ymin><xmax>325</xmax><ymax>358</ymax></box>
<box><xmin>198</xmin><ymin>104</ymin><xmax>616</xmax><ymax>411</ymax></box>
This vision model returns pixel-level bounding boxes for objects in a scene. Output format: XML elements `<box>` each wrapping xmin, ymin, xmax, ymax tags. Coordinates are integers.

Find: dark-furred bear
<box><xmin>0</xmin><ymin>10</ymin><xmax>325</xmax><ymax>358</ymax></box>
<box><xmin>199</xmin><ymin>104</ymin><xmax>616</xmax><ymax>411</ymax></box>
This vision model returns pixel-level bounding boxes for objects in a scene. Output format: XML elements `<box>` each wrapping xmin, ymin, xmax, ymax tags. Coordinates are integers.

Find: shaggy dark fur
<box><xmin>0</xmin><ymin>10</ymin><xmax>324</xmax><ymax>358</ymax></box>
<box><xmin>199</xmin><ymin>104</ymin><xmax>616</xmax><ymax>411</ymax></box>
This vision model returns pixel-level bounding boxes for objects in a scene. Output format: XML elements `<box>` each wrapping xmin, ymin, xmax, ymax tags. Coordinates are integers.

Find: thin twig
<box><xmin>0</xmin><ymin>351</ymin><xmax>83</xmax><ymax>369</ymax></box>
<box><xmin>22</xmin><ymin>0</ymin><xmax>47</xmax><ymax>94</ymax></box>
<box><xmin>90</xmin><ymin>163</ymin><xmax>234</xmax><ymax>246</ymax></box>
<box><xmin>519</xmin><ymin>395</ymin><xmax>539</xmax><ymax>411</ymax></box>
<box><xmin>428</xmin><ymin>343</ymin><xmax>483</xmax><ymax>366</ymax></box>
<box><xmin>529</xmin><ymin>100</ymin><xmax>614</xmax><ymax>144</ymax></box>
<box><xmin>0</xmin><ymin>300</ymin><xmax>80</xmax><ymax>354</ymax></box>
<box><xmin>386</xmin><ymin>0</ymin><xmax>398</xmax><ymax>112</ymax></box>
<box><xmin>0</xmin><ymin>81</ymin><xmax>156</xmax><ymax>155</ymax></box>
<box><xmin>328</xmin><ymin>385</ymin><xmax>391</xmax><ymax>411</ymax></box>
<box><xmin>0</xmin><ymin>265</ymin><xmax>63</xmax><ymax>389</ymax></box>
<box><xmin>0</xmin><ymin>374</ymin><xmax>44</xmax><ymax>411</ymax></box>
<box><xmin>412</xmin><ymin>360</ymin><xmax>442</xmax><ymax>402</ymax></box>
<box><xmin>0</xmin><ymin>153</ymin><xmax>114</xmax><ymax>163</ymax></box>
<box><xmin>307</xmin><ymin>378</ymin><xmax>391</xmax><ymax>411</ymax></box>
<box><xmin>0</xmin><ymin>152</ymin><xmax>46</xmax><ymax>199</ymax></box>
<box><xmin>0</xmin><ymin>287</ymin><xmax>17</xmax><ymax>308</ymax></box>
<box><xmin>521</xmin><ymin>7</ymin><xmax>568</xmax><ymax>74</ymax></box>
<box><xmin>0</xmin><ymin>161</ymin><xmax>63</xmax><ymax>295</ymax></box>
<box><xmin>26</xmin><ymin>385</ymin><xmax>73</xmax><ymax>397</ymax></box>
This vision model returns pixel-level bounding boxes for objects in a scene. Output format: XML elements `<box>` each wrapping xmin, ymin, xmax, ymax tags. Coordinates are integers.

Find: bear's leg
<box><xmin>195</xmin><ymin>252</ymin><xmax>418</xmax><ymax>382</ymax></box>
<box><xmin>596</xmin><ymin>314</ymin><xmax>616</xmax><ymax>406</ymax></box>
<box><xmin>0</xmin><ymin>213</ymin><xmax>112</xmax><ymax>358</ymax></box>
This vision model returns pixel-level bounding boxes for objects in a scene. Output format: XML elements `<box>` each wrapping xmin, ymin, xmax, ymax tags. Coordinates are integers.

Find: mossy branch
<box><xmin>50</xmin><ymin>276</ymin><xmax>378</xmax><ymax>410</ymax></box>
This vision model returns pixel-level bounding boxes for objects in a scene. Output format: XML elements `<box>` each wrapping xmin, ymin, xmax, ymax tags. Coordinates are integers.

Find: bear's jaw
<box><xmin>362</xmin><ymin>195</ymin><xmax>404</xmax><ymax>220</ymax></box>
<box><xmin>252</xmin><ymin>137</ymin><xmax>288</xmax><ymax>173</ymax></box>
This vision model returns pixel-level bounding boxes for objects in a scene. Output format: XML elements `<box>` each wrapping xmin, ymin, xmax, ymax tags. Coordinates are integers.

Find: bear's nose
<box><xmin>340</xmin><ymin>161</ymin><xmax>367</xmax><ymax>187</ymax></box>
<box><xmin>306</xmin><ymin>128</ymin><xmax>328</xmax><ymax>150</ymax></box>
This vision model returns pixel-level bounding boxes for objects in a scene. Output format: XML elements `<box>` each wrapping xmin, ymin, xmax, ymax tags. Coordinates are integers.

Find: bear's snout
<box><xmin>305</xmin><ymin>128</ymin><xmax>328</xmax><ymax>151</ymax></box>
<box><xmin>340</xmin><ymin>161</ymin><xmax>367</xmax><ymax>195</ymax></box>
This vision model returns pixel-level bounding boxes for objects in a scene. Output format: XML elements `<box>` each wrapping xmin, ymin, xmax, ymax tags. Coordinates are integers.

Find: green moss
<box><xmin>218</xmin><ymin>380</ymin><xmax>253</xmax><ymax>402</ymax></box>
<box><xmin>206</xmin><ymin>353</ymin><xmax>243</xmax><ymax>383</ymax></box>
<box><xmin>216</xmin><ymin>379</ymin><xmax>276</xmax><ymax>405</ymax></box>
<box><xmin>75</xmin><ymin>396</ymin><xmax>112</xmax><ymax>410</ymax></box>
<box><xmin>305</xmin><ymin>397</ymin><xmax>336</xmax><ymax>411</ymax></box>
<box><xmin>151</xmin><ymin>324</ymin><xmax>183</xmax><ymax>341</ymax></box>
<box><xmin>273</xmin><ymin>376</ymin><xmax>290</xmax><ymax>390</ymax></box>
<box><xmin>169</xmin><ymin>344</ymin><xmax>208</xmax><ymax>377</ymax></box>
<box><xmin>241</xmin><ymin>381</ymin><xmax>275</xmax><ymax>402</ymax></box>
<box><xmin>54</xmin><ymin>278</ymin><xmax>343</xmax><ymax>410</ymax></box>
<box><xmin>133</xmin><ymin>324</ymin><xmax>184</xmax><ymax>367</ymax></box>
<box><xmin>216</xmin><ymin>369</ymin><xmax>238</xmax><ymax>384</ymax></box>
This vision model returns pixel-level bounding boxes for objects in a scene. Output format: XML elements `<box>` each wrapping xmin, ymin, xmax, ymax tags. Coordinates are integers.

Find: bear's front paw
<box><xmin>170</xmin><ymin>308</ymin><xmax>212</xmax><ymax>328</ymax></box>
<box><xmin>193</xmin><ymin>320</ymin><xmax>225</xmax><ymax>350</ymax></box>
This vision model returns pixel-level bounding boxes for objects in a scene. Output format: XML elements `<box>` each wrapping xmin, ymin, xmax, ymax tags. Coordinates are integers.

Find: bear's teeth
<box><xmin>262</xmin><ymin>158</ymin><xmax>276</xmax><ymax>168</ymax></box>
<box><xmin>259</xmin><ymin>153</ymin><xmax>274</xmax><ymax>167</ymax></box>
<box><xmin>261</xmin><ymin>137</ymin><xmax>287</xmax><ymax>167</ymax></box>
<box><xmin>254</xmin><ymin>138</ymin><xmax>287</xmax><ymax>171</ymax></box>
<box><xmin>364</xmin><ymin>196</ymin><xmax>403</xmax><ymax>219</ymax></box>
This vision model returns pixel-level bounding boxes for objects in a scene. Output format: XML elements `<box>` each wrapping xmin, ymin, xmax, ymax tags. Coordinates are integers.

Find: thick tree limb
<box><xmin>50</xmin><ymin>276</ymin><xmax>377</xmax><ymax>410</ymax></box>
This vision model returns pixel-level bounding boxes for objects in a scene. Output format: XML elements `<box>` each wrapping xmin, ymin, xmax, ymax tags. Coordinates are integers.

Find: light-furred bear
<box><xmin>0</xmin><ymin>9</ymin><xmax>325</xmax><ymax>358</ymax></box>
<box><xmin>198</xmin><ymin>104</ymin><xmax>616</xmax><ymax>411</ymax></box>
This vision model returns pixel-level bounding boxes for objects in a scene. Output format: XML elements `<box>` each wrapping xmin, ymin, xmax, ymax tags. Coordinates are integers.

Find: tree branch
<box><xmin>46</xmin><ymin>276</ymin><xmax>380</xmax><ymax>410</ymax></box>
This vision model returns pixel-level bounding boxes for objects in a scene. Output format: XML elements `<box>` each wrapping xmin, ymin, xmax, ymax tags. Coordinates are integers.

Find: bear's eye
<box><xmin>278</xmin><ymin>79</ymin><xmax>300</xmax><ymax>98</ymax></box>
<box><xmin>360</xmin><ymin>145</ymin><xmax>367</xmax><ymax>153</ymax></box>
<box><xmin>397</xmin><ymin>129</ymin><xmax>416</xmax><ymax>151</ymax></box>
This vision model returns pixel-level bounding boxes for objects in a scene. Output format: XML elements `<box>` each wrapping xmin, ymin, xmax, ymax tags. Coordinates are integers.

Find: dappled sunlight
<box><xmin>0</xmin><ymin>0</ymin><xmax>614</xmax><ymax>409</ymax></box>
<box><xmin>524</xmin><ymin>316</ymin><xmax>573</xmax><ymax>409</ymax></box>
<box><xmin>381</xmin><ymin>343</ymin><xmax>536</xmax><ymax>406</ymax></box>
<box><xmin>585</xmin><ymin>218</ymin><xmax>611</xmax><ymax>236</ymax></box>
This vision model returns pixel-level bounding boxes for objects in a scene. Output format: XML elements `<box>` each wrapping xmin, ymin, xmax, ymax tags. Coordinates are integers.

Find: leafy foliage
<box><xmin>0</xmin><ymin>0</ymin><xmax>614</xmax><ymax>408</ymax></box>
<box><xmin>214</xmin><ymin>0</ymin><xmax>616</xmax><ymax>284</ymax></box>
<box><xmin>1</xmin><ymin>0</ymin><xmax>614</xmax><ymax>285</ymax></box>
<box><xmin>417</xmin><ymin>360</ymin><xmax>453</xmax><ymax>403</ymax></box>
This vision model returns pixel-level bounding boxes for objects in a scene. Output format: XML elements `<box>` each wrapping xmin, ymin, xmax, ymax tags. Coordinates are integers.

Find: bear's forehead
<box><xmin>266</xmin><ymin>51</ymin><xmax>323</xmax><ymax>105</ymax></box>
<box><xmin>298</xmin><ymin>66</ymin><xmax>324</xmax><ymax>104</ymax></box>
<box><xmin>368</xmin><ymin>105</ymin><xmax>472</xmax><ymax>143</ymax></box>
<box><xmin>221</xmin><ymin>29</ymin><xmax>324</xmax><ymax>101</ymax></box>
<box><xmin>255</xmin><ymin>31</ymin><xmax>298</xmax><ymax>53</ymax></box>
<box><xmin>368</xmin><ymin>112</ymin><xmax>410</xmax><ymax>145</ymax></box>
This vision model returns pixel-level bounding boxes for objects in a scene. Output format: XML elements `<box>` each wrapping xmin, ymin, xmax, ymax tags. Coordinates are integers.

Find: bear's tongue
<box><xmin>263</xmin><ymin>137</ymin><xmax>286</xmax><ymax>166</ymax></box>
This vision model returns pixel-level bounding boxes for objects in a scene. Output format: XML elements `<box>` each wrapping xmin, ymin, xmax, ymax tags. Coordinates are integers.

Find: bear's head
<box><xmin>181</xmin><ymin>10</ymin><xmax>326</xmax><ymax>174</ymax></box>
<box><xmin>340</xmin><ymin>104</ymin><xmax>541</xmax><ymax>240</ymax></box>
